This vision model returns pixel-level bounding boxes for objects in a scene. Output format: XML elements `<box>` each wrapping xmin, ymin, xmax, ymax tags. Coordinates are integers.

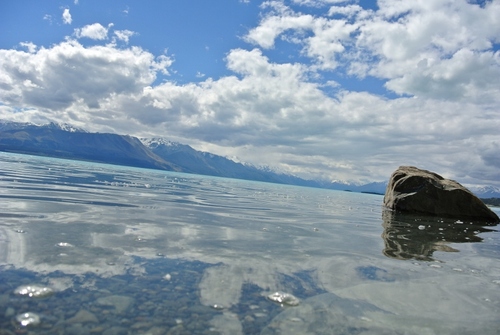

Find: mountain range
<box><xmin>1</xmin><ymin>120</ymin><xmax>499</xmax><ymax>199</ymax></box>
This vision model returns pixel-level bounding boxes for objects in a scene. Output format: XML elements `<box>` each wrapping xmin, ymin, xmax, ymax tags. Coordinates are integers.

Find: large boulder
<box><xmin>383</xmin><ymin>166</ymin><xmax>499</xmax><ymax>223</ymax></box>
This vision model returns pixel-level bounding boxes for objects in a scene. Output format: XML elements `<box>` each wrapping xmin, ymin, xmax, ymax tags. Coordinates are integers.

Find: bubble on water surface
<box><xmin>16</xmin><ymin>312</ymin><xmax>41</xmax><ymax>327</ymax></box>
<box><xmin>418</xmin><ymin>225</ymin><xmax>426</xmax><ymax>230</ymax></box>
<box><xmin>211</xmin><ymin>304</ymin><xmax>224</xmax><ymax>310</ymax></box>
<box><xmin>14</xmin><ymin>285</ymin><xmax>54</xmax><ymax>298</ymax></box>
<box><xmin>267</xmin><ymin>291</ymin><xmax>300</xmax><ymax>306</ymax></box>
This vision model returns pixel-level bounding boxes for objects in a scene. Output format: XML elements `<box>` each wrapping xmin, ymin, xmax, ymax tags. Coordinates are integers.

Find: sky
<box><xmin>1</xmin><ymin>0</ymin><xmax>499</xmax><ymax>187</ymax></box>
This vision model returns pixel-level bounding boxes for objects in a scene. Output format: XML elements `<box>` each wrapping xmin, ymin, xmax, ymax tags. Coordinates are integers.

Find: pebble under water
<box><xmin>0</xmin><ymin>152</ymin><xmax>500</xmax><ymax>334</ymax></box>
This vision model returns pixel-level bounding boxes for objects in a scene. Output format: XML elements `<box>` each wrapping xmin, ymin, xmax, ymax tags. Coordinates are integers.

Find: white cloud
<box><xmin>355</xmin><ymin>0</ymin><xmax>500</xmax><ymax>101</ymax></box>
<box><xmin>43</xmin><ymin>14</ymin><xmax>53</xmax><ymax>24</ymax></box>
<box><xmin>19</xmin><ymin>42</ymin><xmax>37</xmax><ymax>53</ymax></box>
<box><xmin>62</xmin><ymin>8</ymin><xmax>72</xmax><ymax>25</ymax></box>
<box><xmin>383</xmin><ymin>48</ymin><xmax>500</xmax><ymax>101</ymax></box>
<box><xmin>245</xmin><ymin>4</ymin><xmax>359</xmax><ymax>70</ymax></box>
<box><xmin>114</xmin><ymin>30</ymin><xmax>136</xmax><ymax>44</ymax></box>
<box><xmin>0</xmin><ymin>40</ymin><xmax>172</xmax><ymax>111</ymax></box>
<box><xmin>292</xmin><ymin>0</ymin><xmax>348</xmax><ymax>6</ymax></box>
<box><xmin>246</xmin><ymin>0</ymin><xmax>500</xmax><ymax>103</ymax></box>
<box><xmin>328</xmin><ymin>4</ymin><xmax>363</xmax><ymax>17</ymax></box>
<box><xmin>245</xmin><ymin>13</ymin><xmax>315</xmax><ymax>49</ymax></box>
<box><xmin>74</xmin><ymin>23</ymin><xmax>112</xmax><ymax>40</ymax></box>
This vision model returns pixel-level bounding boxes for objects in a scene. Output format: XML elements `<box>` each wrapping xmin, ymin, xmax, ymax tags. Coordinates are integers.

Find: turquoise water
<box><xmin>0</xmin><ymin>152</ymin><xmax>499</xmax><ymax>334</ymax></box>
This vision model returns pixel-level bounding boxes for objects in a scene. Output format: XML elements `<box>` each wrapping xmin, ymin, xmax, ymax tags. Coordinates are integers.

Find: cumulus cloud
<box><xmin>19</xmin><ymin>42</ymin><xmax>37</xmax><ymax>53</ymax></box>
<box><xmin>62</xmin><ymin>8</ymin><xmax>72</xmax><ymax>24</ymax></box>
<box><xmin>356</xmin><ymin>0</ymin><xmax>500</xmax><ymax>100</ymax></box>
<box><xmin>245</xmin><ymin>13</ymin><xmax>315</xmax><ymax>49</ymax></box>
<box><xmin>247</xmin><ymin>0</ymin><xmax>500</xmax><ymax>102</ymax></box>
<box><xmin>114</xmin><ymin>30</ymin><xmax>136</xmax><ymax>44</ymax></box>
<box><xmin>0</xmin><ymin>40</ymin><xmax>172</xmax><ymax>111</ymax></box>
<box><xmin>74</xmin><ymin>23</ymin><xmax>112</xmax><ymax>40</ymax></box>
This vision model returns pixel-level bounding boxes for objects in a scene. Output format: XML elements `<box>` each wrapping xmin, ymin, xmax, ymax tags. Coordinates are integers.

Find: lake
<box><xmin>0</xmin><ymin>152</ymin><xmax>499</xmax><ymax>334</ymax></box>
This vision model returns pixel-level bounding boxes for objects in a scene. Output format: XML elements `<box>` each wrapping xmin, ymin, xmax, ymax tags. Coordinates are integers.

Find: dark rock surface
<box><xmin>383</xmin><ymin>166</ymin><xmax>499</xmax><ymax>223</ymax></box>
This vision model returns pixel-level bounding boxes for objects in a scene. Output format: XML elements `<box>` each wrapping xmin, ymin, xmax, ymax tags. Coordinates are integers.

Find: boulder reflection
<box><xmin>381</xmin><ymin>210</ymin><xmax>496</xmax><ymax>261</ymax></box>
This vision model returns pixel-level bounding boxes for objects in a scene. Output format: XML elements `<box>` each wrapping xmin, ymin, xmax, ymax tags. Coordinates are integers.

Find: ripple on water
<box><xmin>14</xmin><ymin>285</ymin><xmax>54</xmax><ymax>298</ymax></box>
<box><xmin>16</xmin><ymin>312</ymin><xmax>41</xmax><ymax>327</ymax></box>
<box><xmin>267</xmin><ymin>291</ymin><xmax>300</xmax><ymax>306</ymax></box>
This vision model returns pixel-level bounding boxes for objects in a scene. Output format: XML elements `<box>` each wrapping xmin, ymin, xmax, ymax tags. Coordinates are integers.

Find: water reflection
<box><xmin>1</xmin><ymin>153</ymin><xmax>500</xmax><ymax>334</ymax></box>
<box><xmin>381</xmin><ymin>210</ymin><xmax>497</xmax><ymax>261</ymax></box>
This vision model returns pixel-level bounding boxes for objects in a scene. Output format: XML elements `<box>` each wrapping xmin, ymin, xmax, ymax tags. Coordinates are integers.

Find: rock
<box><xmin>67</xmin><ymin>309</ymin><xmax>99</xmax><ymax>324</ymax></box>
<box><xmin>145</xmin><ymin>326</ymin><xmax>167</xmax><ymax>335</ymax></box>
<box><xmin>102</xmin><ymin>326</ymin><xmax>128</xmax><ymax>335</ymax></box>
<box><xmin>4</xmin><ymin>307</ymin><xmax>15</xmax><ymax>318</ymax></box>
<box><xmin>384</xmin><ymin>166</ymin><xmax>499</xmax><ymax>223</ymax></box>
<box><xmin>96</xmin><ymin>295</ymin><xmax>134</xmax><ymax>314</ymax></box>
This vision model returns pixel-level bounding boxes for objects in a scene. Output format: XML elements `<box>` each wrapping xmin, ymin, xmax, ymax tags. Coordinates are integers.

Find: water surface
<box><xmin>0</xmin><ymin>152</ymin><xmax>499</xmax><ymax>334</ymax></box>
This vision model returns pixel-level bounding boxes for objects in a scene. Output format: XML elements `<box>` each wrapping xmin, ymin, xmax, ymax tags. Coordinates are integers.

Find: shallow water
<box><xmin>0</xmin><ymin>152</ymin><xmax>499</xmax><ymax>334</ymax></box>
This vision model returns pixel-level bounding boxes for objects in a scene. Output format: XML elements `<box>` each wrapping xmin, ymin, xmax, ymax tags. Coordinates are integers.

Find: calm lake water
<box><xmin>0</xmin><ymin>152</ymin><xmax>499</xmax><ymax>335</ymax></box>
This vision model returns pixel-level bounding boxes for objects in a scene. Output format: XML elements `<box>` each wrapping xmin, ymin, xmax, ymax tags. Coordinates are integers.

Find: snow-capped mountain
<box><xmin>45</xmin><ymin>122</ymin><xmax>88</xmax><ymax>133</ymax></box>
<box><xmin>470</xmin><ymin>186</ymin><xmax>500</xmax><ymax>199</ymax></box>
<box><xmin>141</xmin><ymin>136</ymin><xmax>285</xmax><ymax>182</ymax></box>
<box><xmin>0</xmin><ymin>121</ymin><xmax>177</xmax><ymax>171</ymax></box>
<box><xmin>0</xmin><ymin>121</ymin><xmax>87</xmax><ymax>133</ymax></box>
<box><xmin>140</xmin><ymin>137</ymin><xmax>179</xmax><ymax>148</ymax></box>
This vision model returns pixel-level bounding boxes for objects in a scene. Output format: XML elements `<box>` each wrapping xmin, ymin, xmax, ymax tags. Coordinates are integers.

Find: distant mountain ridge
<box><xmin>1</xmin><ymin>121</ymin><xmax>498</xmax><ymax>198</ymax></box>
<box><xmin>0</xmin><ymin>121</ymin><xmax>178</xmax><ymax>171</ymax></box>
<box><xmin>139</xmin><ymin>137</ymin><xmax>339</xmax><ymax>188</ymax></box>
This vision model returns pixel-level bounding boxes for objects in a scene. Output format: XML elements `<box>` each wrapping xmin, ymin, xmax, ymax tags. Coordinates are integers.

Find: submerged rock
<box><xmin>96</xmin><ymin>295</ymin><xmax>134</xmax><ymax>314</ymax></box>
<box><xmin>384</xmin><ymin>166</ymin><xmax>499</xmax><ymax>223</ymax></box>
<box><xmin>67</xmin><ymin>309</ymin><xmax>99</xmax><ymax>324</ymax></box>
